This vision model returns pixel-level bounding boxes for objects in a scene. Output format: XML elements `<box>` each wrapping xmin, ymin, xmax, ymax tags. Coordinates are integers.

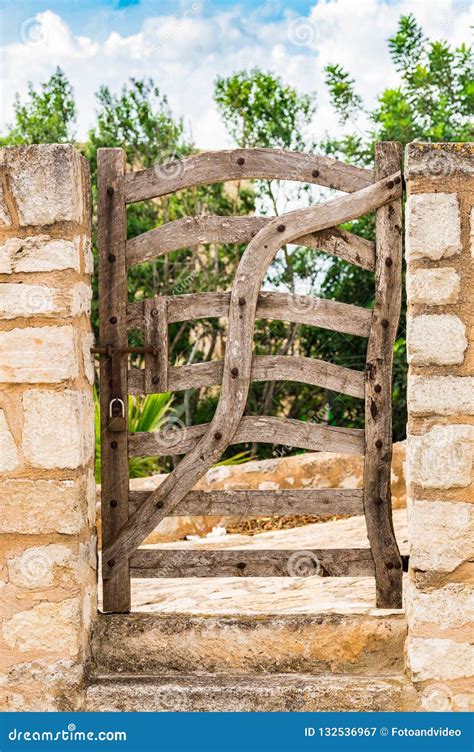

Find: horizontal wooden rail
<box><xmin>126</xmin><ymin>216</ymin><xmax>375</xmax><ymax>271</ymax></box>
<box><xmin>129</xmin><ymin>354</ymin><xmax>365</xmax><ymax>398</ymax></box>
<box><xmin>128</xmin><ymin>488</ymin><xmax>364</xmax><ymax>517</ymax></box>
<box><xmin>128</xmin><ymin>415</ymin><xmax>365</xmax><ymax>457</ymax></box>
<box><xmin>124</xmin><ymin>148</ymin><xmax>374</xmax><ymax>204</ymax></box>
<box><xmin>129</xmin><ymin>548</ymin><xmax>375</xmax><ymax>578</ymax></box>
<box><xmin>128</xmin><ymin>291</ymin><xmax>373</xmax><ymax>338</ymax></box>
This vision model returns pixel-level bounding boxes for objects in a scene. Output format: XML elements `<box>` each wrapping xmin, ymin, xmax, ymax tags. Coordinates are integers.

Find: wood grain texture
<box><xmin>128</xmin><ymin>291</ymin><xmax>373</xmax><ymax>337</ymax></box>
<box><xmin>130</xmin><ymin>548</ymin><xmax>375</xmax><ymax>578</ymax></box>
<box><xmin>97</xmin><ymin>148</ymin><xmax>130</xmax><ymax>612</ymax></box>
<box><xmin>144</xmin><ymin>297</ymin><xmax>168</xmax><ymax>393</ymax></box>
<box><xmin>128</xmin><ymin>415</ymin><xmax>365</xmax><ymax>458</ymax></box>
<box><xmin>124</xmin><ymin>147</ymin><xmax>374</xmax><ymax>204</ymax></box>
<box><xmin>128</xmin><ymin>354</ymin><xmax>365</xmax><ymax>398</ymax></box>
<box><xmin>103</xmin><ymin>171</ymin><xmax>401</xmax><ymax>575</ymax></box>
<box><xmin>363</xmin><ymin>143</ymin><xmax>403</xmax><ymax>608</ymax></box>
<box><xmin>128</xmin><ymin>488</ymin><xmax>364</xmax><ymax>516</ymax></box>
<box><xmin>126</xmin><ymin>215</ymin><xmax>375</xmax><ymax>271</ymax></box>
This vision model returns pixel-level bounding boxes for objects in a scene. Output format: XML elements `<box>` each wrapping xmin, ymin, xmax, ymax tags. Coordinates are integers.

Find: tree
<box><xmin>318</xmin><ymin>14</ymin><xmax>473</xmax><ymax>440</ymax></box>
<box><xmin>0</xmin><ymin>67</ymin><xmax>76</xmax><ymax>145</ymax></box>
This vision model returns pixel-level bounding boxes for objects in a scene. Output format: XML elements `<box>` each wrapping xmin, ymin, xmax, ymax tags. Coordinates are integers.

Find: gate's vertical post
<box><xmin>364</xmin><ymin>142</ymin><xmax>403</xmax><ymax>608</ymax></box>
<box><xmin>97</xmin><ymin>148</ymin><xmax>130</xmax><ymax>613</ymax></box>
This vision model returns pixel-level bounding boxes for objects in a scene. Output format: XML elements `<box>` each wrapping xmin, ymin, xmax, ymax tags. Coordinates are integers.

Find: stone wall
<box><xmin>404</xmin><ymin>143</ymin><xmax>474</xmax><ymax>712</ymax></box>
<box><xmin>0</xmin><ymin>145</ymin><xmax>96</xmax><ymax>710</ymax></box>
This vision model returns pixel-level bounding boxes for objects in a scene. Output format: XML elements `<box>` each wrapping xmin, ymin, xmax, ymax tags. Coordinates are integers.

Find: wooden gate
<box><xmin>96</xmin><ymin>142</ymin><xmax>404</xmax><ymax>614</ymax></box>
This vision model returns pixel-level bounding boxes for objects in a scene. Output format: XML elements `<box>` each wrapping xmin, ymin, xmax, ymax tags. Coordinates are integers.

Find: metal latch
<box><xmin>109</xmin><ymin>397</ymin><xmax>125</xmax><ymax>419</ymax></box>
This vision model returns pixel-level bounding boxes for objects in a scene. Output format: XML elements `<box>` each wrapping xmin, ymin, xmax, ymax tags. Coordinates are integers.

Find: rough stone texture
<box><xmin>85</xmin><ymin>674</ymin><xmax>412</xmax><ymax>712</ymax></box>
<box><xmin>407</xmin><ymin>424</ymin><xmax>473</xmax><ymax>489</ymax></box>
<box><xmin>408</xmin><ymin>376</ymin><xmax>474</xmax><ymax>415</ymax></box>
<box><xmin>408</xmin><ymin>499</ymin><xmax>474</xmax><ymax>573</ymax></box>
<box><xmin>407</xmin><ymin>267</ymin><xmax>460</xmax><ymax>305</ymax></box>
<box><xmin>405</xmin><ymin>143</ymin><xmax>474</xmax><ymax>710</ymax></box>
<box><xmin>407</xmin><ymin>314</ymin><xmax>467</xmax><ymax>366</ymax></box>
<box><xmin>91</xmin><ymin>610</ymin><xmax>406</xmax><ymax>678</ymax></box>
<box><xmin>406</xmin><ymin>582</ymin><xmax>474</xmax><ymax>631</ymax></box>
<box><xmin>406</xmin><ymin>193</ymin><xmax>461</xmax><ymax>261</ymax></box>
<box><xmin>0</xmin><ymin>478</ymin><xmax>89</xmax><ymax>534</ymax></box>
<box><xmin>0</xmin><ymin>236</ymin><xmax>81</xmax><ymax>274</ymax></box>
<box><xmin>0</xmin><ymin>326</ymin><xmax>78</xmax><ymax>383</ymax></box>
<box><xmin>0</xmin><ymin>144</ymin><xmax>94</xmax><ymax>712</ymax></box>
<box><xmin>3</xmin><ymin>598</ymin><xmax>81</xmax><ymax>657</ymax></box>
<box><xmin>407</xmin><ymin>637</ymin><xmax>474</xmax><ymax>682</ymax></box>
<box><xmin>0</xmin><ymin>409</ymin><xmax>19</xmax><ymax>472</ymax></box>
<box><xmin>22</xmin><ymin>389</ymin><xmax>94</xmax><ymax>469</ymax></box>
<box><xmin>100</xmin><ymin>443</ymin><xmax>406</xmax><ymax>544</ymax></box>
<box><xmin>82</xmin><ymin>332</ymin><xmax>96</xmax><ymax>383</ymax></box>
<box><xmin>1</xmin><ymin>145</ymin><xmax>84</xmax><ymax>226</ymax></box>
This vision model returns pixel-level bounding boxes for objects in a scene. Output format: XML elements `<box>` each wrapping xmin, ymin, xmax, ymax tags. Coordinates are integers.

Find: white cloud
<box><xmin>1</xmin><ymin>1</ymin><xmax>472</xmax><ymax>148</ymax></box>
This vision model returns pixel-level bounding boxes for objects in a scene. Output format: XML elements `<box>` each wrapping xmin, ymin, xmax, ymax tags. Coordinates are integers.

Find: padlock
<box><xmin>108</xmin><ymin>397</ymin><xmax>127</xmax><ymax>432</ymax></box>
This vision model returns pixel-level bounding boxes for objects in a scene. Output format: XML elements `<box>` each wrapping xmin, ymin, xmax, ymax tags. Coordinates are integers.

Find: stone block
<box><xmin>1</xmin><ymin>145</ymin><xmax>85</xmax><ymax>226</ymax></box>
<box><xmin>2</xmin><ymin>598</ymin><xmax>81</xmax><ymax>658</ymax></box>
<box><xmin>407</xmin><ymin>424</ymin><xmax>473</xmax><ymax>489</ymax></box>
<box><xmin>406</xmin><ymin>193</ymin><xmax>461</xmax><ymax>261</ymax></box>
<box><xmin>407</xmin><ymin>314</ymin><xmax>467</xmax><ymax>366</ymax></box>
<box><xmin>407</xmin><ymin>637</ymin><xmax>474</xmax><ymax>681</ymax></box>
<box><xmin>407</xmin><ymin>267</ymin><xmax>460</xmax><ymax>305</ymax></box>
<box><xmin>0</xmin><ymin>183</ymin><xmax>11</xmax><ymax>226</ymax></box>
<box><xmin>408</xmin><ymin>376</ymin><xmax>474</xmax><ymax>415</ymax></box>
<box><xmin>81</xmin><ymin>332</ymin><xmax>95</xmax><ymax>383</ymax></box>
<box><xmin>0</xmin><ymin>409</ymin><xmax>19</xmax><ymax>472</ymax></box>
<box><xmin>406</xmin><ymin>582</ymin><xmax>474</xmax><ymax>630</ymax></box>
<box><xmin>0</xmin><ymin>326</ymin><xmax>78</xmax><ymax>383</ymax></box>
<box><xmin>0</xmin><ymin>236</ymin><xmax>81</xmax><ymax>274</ymax></box>
<box><xmin>0</xmin><ymin>478</ymin><xmax>88</xmax><ymax>534</ymax></box>
<box><xmin>7</xmin><ymin>544</ymin><xmax>76</xmax><ymax>589</ymax></box>
<box><xmin>22</xmin><ymin>389</ymin><xmax>94</xmax><ymax>469</ymax></box>
<box><xmin>408</xmin><ymin>499</ymin><xmax>474</xmax><ymax>572</ymax></box>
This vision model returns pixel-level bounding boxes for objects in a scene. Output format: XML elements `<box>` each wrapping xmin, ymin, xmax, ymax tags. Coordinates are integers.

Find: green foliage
<box><xmin>94</xmin><ymin>387</ymin><xmax>174</xmax><ymax>481</ymax></box>
<box><xmin>215</xmin><ymin>68</ymin><xmax>315</xmax><ymax>150</ymax></box>
<box><xmin>0</xmin><ymin>67</ymin><xmax>76</xmax><ymax>145</ymax></box>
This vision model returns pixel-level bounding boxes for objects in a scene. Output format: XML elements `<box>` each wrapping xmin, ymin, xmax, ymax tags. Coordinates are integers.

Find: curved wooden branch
<box><xmin>127</xmin><ymin>291</ymin><xmax>373</xmax><ymax>337</ymax></box>
<box><xmin>103</xmin><ymin>171</ymin><xmax>401</xmax><ymax>575</ymax></box>
<box><xmin>128</xmin><ymin>354</ymin><xmax>365</xmax><ymax>398</ymax></box>
<box><xmin>124</xmin><ymin>147</ymin><xmax>374</xmax><ymax>204</ymax></box>
<box><xmin>128</xmin><ymin>415</ymin><xmax>365</xmax><ymax>457</ymax></box>
<box><xmin>126</xmin><ymin>215</ymin><xmax>375</xmax><ymax>271</ymax></box>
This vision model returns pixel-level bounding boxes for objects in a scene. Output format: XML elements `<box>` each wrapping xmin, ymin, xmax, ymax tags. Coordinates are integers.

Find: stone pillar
<box><xmin>0</xmin><ymin>145</ymin><xmax>96</xmax><ymax>710</ymax></box>
<box><xmin>404</xmin><ymin>143</ymin><xmax>474</xmax><ymax>712</ymax></box>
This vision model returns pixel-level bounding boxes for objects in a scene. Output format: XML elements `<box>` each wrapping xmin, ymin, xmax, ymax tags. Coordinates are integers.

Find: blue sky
<box><xmin>1</xmin><ymin>1</ymin><xmax>472</xmax><ymax>148</ymax></box>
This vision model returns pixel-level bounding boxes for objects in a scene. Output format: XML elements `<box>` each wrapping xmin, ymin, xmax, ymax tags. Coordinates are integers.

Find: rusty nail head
<box><xmin>231</xmin><ymin>367</ymin><xmax>239</xmax><ymax>377</ymax></box>
<box><xmin>111</xmin><ymin>441</ymin><xmax>118</xmax><ymax>449</ymax></box>
<box><xmin>386</xmin><ymin>180</ymin><xmax>394</xmax><ymax>189</ymax></box>
<box><xmin>277</xmin><ymin>224</ymin><xmax>285</xmax><ymax>232</ymax></box>
<box><xmin>375</xmin><ymin>439</ymin><xmax>383</xmax><ymax>449</ymax></box>
<box><xmin>312</xmin><ymin>169</ymin><xmax>320</xmax><ymax>178</ymax></box>
<box><xmin>381</xmin><ymin>319</ymin><xmax>390</xmax><ymax>328</ymax></box>
<box><xmin>108</xmin><ymin>559</ymin><xmax>115</xmax><ymax>567</ymax></box>
<box><xmin>156</xmin><ymin>501</ymin><xmax>164</xmax><ymax>509</ymax></box>
<box><xmin>109</xmin><ymin>316</ymin><xmax>117</xmax><ymax>324</ymax></box>
<box><xmin>237</xmin><ymin>157</ymin><xmax>245</xmax><ymax>165</ymax></box>
<box><xmin>238</xmin><ymin>296</ymin><xmax>246</xmax><ymax>306</ymax></box>
<box><xmin>386</xmin><ymin>561</ymin><xmax>394</xmax><ymax>570</ymax></box>
<box><xmin>152</xmin><ymin>376</ymin><xmax>160</xmax><ymax>385</ymax></box>
<box><xmin>374</xmin><ymin>384</ymin><xmax>382</xmax><ymax>393</ymax></box>
<box><xmin>385</xmin><ymin>257</ymin><xmax>393</xmax><ymax>267</ymax></box>
<box><xmin>108</xmin><ymin>254</ymin><xmax>116</xmax><ymax>263</ymax></box>
<box><xmin>107</xmin><ymin>186</ymin><xmax>114</xmax><ymax>196</ymax></box>
<box><xmin>375</xmin><ymin>497</ymin><xmax>384</xmax><ymax>505</ymax></box>
<box><xmin>214</xmin><ymin>431</ymin><xmax>222</xmax><ymax>440</ymax></box>
<box><xmin>110</xmin><ymin>499</ymin><xmax>118</xmax><ymax>508</ymax></box>
<box><xmin>236</xmin><ymin>562</ymin><xmax>246</xmax><ymax>570</ymax></box>
<box><xmin>394</xmin><ymin>176</ymin><xmax>401</xmax><ymax>184</ymax></box>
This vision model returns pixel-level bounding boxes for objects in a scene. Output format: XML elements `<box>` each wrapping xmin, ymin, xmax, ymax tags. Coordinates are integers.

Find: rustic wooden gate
<box><xmin>96</xmin><ymin>142</ymin><xmax>403</xmax><ymax>614</ymax></box>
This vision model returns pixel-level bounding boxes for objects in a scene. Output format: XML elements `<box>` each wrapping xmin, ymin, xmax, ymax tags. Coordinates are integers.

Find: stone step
<box><xmin>85</xmin><ymin>673</ymin><xmax>412</xmax><ymax>712</ymax></box>
<box><xmin>90</xmin><ymin>611</ymin><xmax>406</xmax><ymax>678</ymax></box>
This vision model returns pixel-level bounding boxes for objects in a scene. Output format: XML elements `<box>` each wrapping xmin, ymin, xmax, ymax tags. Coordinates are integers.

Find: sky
<box><xmin>0</xmin><ymin>0</ymin><xmax>472</xmax><ymax>149</ymax></box>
